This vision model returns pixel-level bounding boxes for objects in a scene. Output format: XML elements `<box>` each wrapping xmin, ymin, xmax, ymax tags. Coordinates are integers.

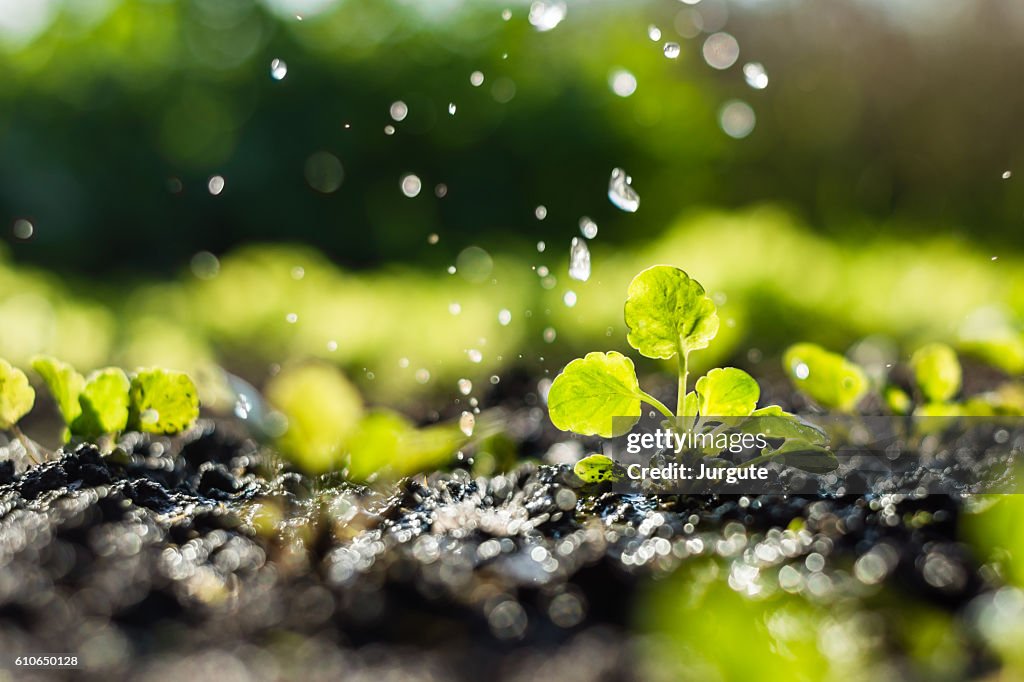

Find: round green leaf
<box><xmin>695</xmin><ymin>367</ymin><xmax>759</xmax><ymax>417</ymax></box>
<box><xmin>624</xmin><ymin>265</ymin><xmax>719</xmax><ymax>359</ymax></box>
<box><xmin>0</xmin><ymin>359</ymin><xmax>34</xmax><ymax>430</ymax></box>
<box><xmin>548</xmin><ymin>351</ymin><xmax>642</xmax><ymax>437</ymax></box>
<box><xmin>129</xmin><ymin>368</ymin><xmax>201</xmax><ymax>435</ymax></box>
<box><xmin>783</xmin><ymin>343</ymin><xmax>868</xmax><ymax>412</ymax></box>
<box><xmin>73</xmin><ymin>368</ymin><xmax>130</xmax><ymax>437</ymax></box>
<box><xmin>31</xmin><ymin>355</ymin><xmax>84</xmax><ymax>426</ymax></box>
<box><xmin>743</xmin><ymin>406</ymin><xmax>827</xmax><ymax>445</ymax></box>
<box><xmin>573</xmin><ymin>454</ymin><xmax>620</xmax><ymax>483</ymax></box>
<box><xmin>910</xmin><ymin>342</ymin><xmax>961</xmax><ymax>403</ymax></box>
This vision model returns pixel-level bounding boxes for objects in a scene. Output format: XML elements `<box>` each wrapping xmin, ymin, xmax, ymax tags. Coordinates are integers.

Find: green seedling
<box><xmin>782</xmin><ymin>343</ymin><xmax>869</xmax><ymax>412</ymax></box>
<box><xmin>0</xmin><ymin>358</ymin><xmax>40</xmax><ymax>462</ymax></box>
<box><xmin>33</xmin><ymin>356</ymin><xmax>200</xmax><ymax>448</ymax></box>
<box><xmin>550</xmin><ymin>265</ymin><xmax>830</xmax><ymax>473</ymax></box>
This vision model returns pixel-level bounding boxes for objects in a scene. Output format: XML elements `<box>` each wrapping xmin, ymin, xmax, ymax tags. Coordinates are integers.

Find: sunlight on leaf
<box><xmin>0</xmin><ymin>359</ymin><xmax>34</xmax><ymax>430</ymax></box>
<box><xmin>624</xmin><ymin>265</ymin><xmax>719</xmax><ymax>359</ymax></box>
<box><xmin>548</xmin><ymin>351</ymin><xmax>642</xmax><ymax>437</ymax></box>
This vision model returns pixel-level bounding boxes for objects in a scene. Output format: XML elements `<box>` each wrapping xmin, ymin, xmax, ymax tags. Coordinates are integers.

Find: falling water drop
<box><xmin>537</xmin><ymin>241</ymin><xmax>546</xmax><ymax>252</ymax></box>
<box><xmin>563</xmin><ymin>291</ymin><xmax>577</xmax><ymax>307</ymax></box>
<box><xmin>400</xmin><ymin>174</ymin><xmax>422</xmax><ymax>197</ymax></box>
<box><xmin>12</xmin><ymin>219</ymin><xmax>34</xmax><ymax>240</ymax></box>
<box><xmin>208</xmin><ymin>175</ymin><xmax>226</xmax><ymax>195</ymax></box>
<box><xmin>647</xmin><ymin>25</ymin><xmax>662</xmax><ymax>41</ymax></box>
<box><xmin>459</xmin><ymin>411</ymin><xmax>476</xmax><ymax>437</ymax></box>
<box><xmin>470</xmin><ymin>71</ymin><xmax>485</xmax><ymax>87</ymax></box>
<box><xmin>498</xmin><ymin>309</ymin><xmax>512</xmax><ymax>326</ymax></box>
<box><xmin>448</xmin><ymin>102</ymin><xmax>457</xmax><ymax>115</ymax></box>
<box><xmin>568</xmin><ymin>237</ymin><xmax>591</xmax><ymax>282</ymax></box>
<box><xmin>389</xmin><ymin>101</ymin><xmax>409</xmax><ymax>122</ymax></box>
<box><xmin>608</xmin><ymin>168</ymin><xmax>639</xmax><ymax>212</ymax></box>
<box><xmin>743</xmin><ymin>62</ymin><xmax>769</xmax><ymax>89</ymax></box>
<box><xmin>579</xmin><ymin>216</ymin><xmax>598</xmax><ymax>239</ymax></box>
<box><xmin>458</xmin><ymin>378</ymin><xmax>473</xmax><ymax>395</ymax></box>
<box><xmin>663</xmin><ymin>42</ymin><xmax>681</xmax><ymax>59</ymax></box>
<box><xmin>467</xmin><ymin>349</ymin><xmax>483</xmax><ymax>363</ymax></box>
<box><xmin>528</xmin><ymin>1</ymin><xmax>566</xmax><ymax>32</ymax></box>
<box><xmin>270</xmin><ymin>58</ymin><xmax>288</xmax><ymax>80</ymax></box>
<box><xmin>535</xmin><ymin>205</ymin><xmax>547</xmax><ymax>220</ymax></box>
<box><xmin>543</xmin><ymin>327</ymin><xmax>557</xmax><ymax>343</ymax></box>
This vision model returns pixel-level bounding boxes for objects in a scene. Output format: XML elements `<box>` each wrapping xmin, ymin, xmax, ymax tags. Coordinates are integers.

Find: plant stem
<box><xmin>10</xmin><ymin>425</ymin><xmax>42</xmax><ymax>465</ymax></box>
<box><xmin>676</xmin><ymin>347</ymin><xmax>689</xmax><ymax>419</ymax></box>
<box><xmin>638</xmin><ymin>391</ymin><xmax>674</xmax><ymax>419</ymax></box>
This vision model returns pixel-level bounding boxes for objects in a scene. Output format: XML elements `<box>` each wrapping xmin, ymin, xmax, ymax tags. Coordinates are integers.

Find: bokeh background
<box><xmin>1</xmin><ymin>0</ymin><xmax>1023</xmax><ymax>409</ymax></box>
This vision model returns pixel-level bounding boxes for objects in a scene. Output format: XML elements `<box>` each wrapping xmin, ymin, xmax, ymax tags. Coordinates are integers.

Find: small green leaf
<box><xmin>548</xmin><ymin>351</ymin><xmax>643</xmax><ymax>437</ymax></box>
<box><xmin>265</xmin><ymin>363</ymin><xmax>362</xmax><ymax>474</ymax></box>
<box><xmin>680</xmin><ymin>391</ymin><xmax>699</xmax><ymax>417</ymax></box>
<box><xmin>783</xmin><ymin>343</ymin><xmax>869</xmax><ymax>412</ymax></box>
<box><xmin>910</xmin><ymin>342</ymin><xmax>962</xmax><ymax>403</ymax></box>
<box><xmin>573</xmin><ymin>454</ymin><xmax>621</xmax><ymax>483</ymax></box>
<box><xmin>765</xmin><ymin>439</ymin><xmax>837</xmax><ymax>474</ymax></box>
<box><xmin>883</xmin><ymin>386</ymin><xmax>912</xmax><ymax>415</ymax></box>
<box><xmin>744</xmin><ymin>406</ymin><xmax>827</xmax><ymax>445</ymax></box>
<box><xmin>0</xmin><ymin>359</ymin><xmax>34</xmax><ymax>430</ymax></box>
<box><xmin>73</xmin><ymin>368</ymin><xmax>130</xmax><ymax>437</ymax></box>
<box><xmin>31</xmin><ymin>356</ymin><xmax>84</xmax><ymax>427</ymax></box>
<box><xmin>624</xmin><ymin>266</ymin><xmax>719</xmax><ymax>360</ymax></box>
<box><xmin>695</xmin><ymin>367</ymin><xmax>759</xmax><ymax>417</ymax></box>
<box><xmin>128</xmin><ymin>368</ymin><xmax>201</xmax><ymax>435</ymax></box>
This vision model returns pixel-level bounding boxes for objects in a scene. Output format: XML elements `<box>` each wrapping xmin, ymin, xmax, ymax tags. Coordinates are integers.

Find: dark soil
<box><xmin>0</xmin><ymin>418</ymin><xmax>1012</xmax><ymax>681</ymax></box>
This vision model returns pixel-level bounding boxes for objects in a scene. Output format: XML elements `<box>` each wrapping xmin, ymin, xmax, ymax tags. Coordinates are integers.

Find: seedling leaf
<box><xmin>74</xmin><ymin>368</ymin><xmax>130</xmax><ymax>437</ymax></box>
<box><xmin>0</xmin><ymin>359</ymin><xmax>34</xmax><ymax>430</ymax></box>
<box><xmin>573</xmin><ymin>454</ymin><xmax>621</xmax><ymax>483</ymax></box>
<box><xmin>783</xmin><ymin>343</ymin><xmax>868</xmax><ymax>412</ymax></box>
<box><xmin>624</xmin><ymin>266</ymin><xmax>719</xmax><ymax>359</ymax></box>
<box><xmin>744</xmin><ymin>406</ymin><xmax>826</xmax><ymax>445</ymax></box>
<box><xmin>767</xmin><ymin>439</ymin><xmax>837</xmax><ymax>474</ymax></box>
<box><xmin>548</xmin><ymin>351</ymin><xmax>643</xmax><ymax>437</ymax></box>
<box><xmin>910</xmin><ymin>342</ymin><xmax>961</xmax><ymax>403</ymax></box>
<box><xmin>31</xmin><ymin>355</ymin><xmax>84</xmax><ymax>426</ymax></box>
<box><xmin>128</xmin><ymin>368</ymin><xmax>201</xmax><ymax>435</ymax></box>
<box><xmin>695</xmin><ymin>367</ymin><xmax>759</xmax><ymax>417</ymax></box>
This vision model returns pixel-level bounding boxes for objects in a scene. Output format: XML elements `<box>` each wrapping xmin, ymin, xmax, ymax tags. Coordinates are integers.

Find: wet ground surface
<box><xmin>0</xmin><ymin>418</ymin><xmax>1015</xmax><ymax>680</ymax></box>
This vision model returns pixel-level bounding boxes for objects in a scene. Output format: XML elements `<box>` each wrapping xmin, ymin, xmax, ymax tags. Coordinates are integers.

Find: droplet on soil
<box><xmin>607</xmin><ymin>168</ymin><xmax>639</xmax><ymax>212</ymax></box>
<box><xmin>568</xmin><ymin>237</ymin><xmax>591</xmax><ymax>281</ymax></box>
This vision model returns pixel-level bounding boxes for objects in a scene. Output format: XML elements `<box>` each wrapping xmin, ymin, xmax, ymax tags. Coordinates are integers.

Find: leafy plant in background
<box><xmin>546</xmin><ymin>265</ymin><xmax>830</xmax><ymax>483</ymax></box>
<box><xmin>0</xmin><ymin>359</ymin><xmax>39</xmax><ymax>461</ymax></box>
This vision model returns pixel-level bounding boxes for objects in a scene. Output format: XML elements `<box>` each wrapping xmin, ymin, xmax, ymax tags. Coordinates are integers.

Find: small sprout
<box><xmin>0</xmin><ymin>359</ymin><xmax>35</xmax><ymax>431</ymax></box>
<box><xmin>695</xmin><ymin>367</ymin><xmax>759</xmax><ymax>417</ymax></box>
<box><xmin>884</xmin><ymin>385</ymin><xmax>912</xmax><ymax>415</ymax></box>
<box><xmin>783</xmin><ymin>343</ymin><xmax>868</xmax><ymax>412</ymax></box>
<box><xmin>573</xmin><ymin>454</ymin><xmax>621</xmax><ymax>483</ymax></box>
<box><xmin>32</xmin><ymin>356</ymin><xmax>84</xmax><ymax>428</ymax></box>
<box><xmin>547</xmin><ymin>351</ymin><xmax>644</xmax><ymax>437</ymax></box>
<box><xmin>75</xmin><ymin>368</ymin><xmax>131</xmax><ymax>438</ymax></box>
<box><xmin>910</xmin><ymin>342</ymin><xmax>961</xmax><ymax>403</ymax></box>
<box><xmin>128</xmin><ymin>368</ymin><xmax>201</xmax><ymax>434</ymax></box>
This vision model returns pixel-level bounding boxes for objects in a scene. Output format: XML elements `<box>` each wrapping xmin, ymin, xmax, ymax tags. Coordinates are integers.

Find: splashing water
<box><xmin>528</xmin><ymin>1</ymin><xmax>566</xmax><ymax>32</ymax></box>
<box><xmin>498</xmin><ymin>309</ymin><xmax>512</xmax><ymax>326</ymax></box>
<box><xmin>543</xmin><ymin>327</ymin><xmax>557</xmax><ymax>343</ymax></box>
<box><xmin>703</xmin><ymin>32</ymin><xmax>740</xmax><ymax>70</ymax></box>
<box><xmin>579</xmin><ymin>216</ymin><xmax>598</xmax><ymax>239</ymax></box>
<box><xmin>663</xmin><ymin>42</ymin><xmax>680</xmax><ymax>59</ymax></box>
<box><xmin>609</xmin><ymin>69</ymin><xmax>637</xmax><ymax>97</ymax></box>
<box><xmin>563</xmin><ymin>291</ymin><xmax>577</xmax><ymax>307</ymax></box>
<box><xmin>208</xmin><ymin>175</ymin><xmax>225</xmax><ymax>195</ymax></box>
<box><xmin>1002</xmin><ymin>170</ymin><xmax>1013</xmax><ymax>179</ymax></box>
<box><xmin>448</xmin><ymin>102</ymin><xmax>457</xmax><ymax>115</ymax></box>
<box><xmin>536</xmin><ymin>241</ymin><xmax>546</xmax><ymax>252</ymax></box>
<box><xmin>608</xmin><ymin>168</ymin><xmax>639</xmax><ymax>212</ymax></box>
<box><xmin>389</xmin><ymin>101</ymin><xmax>408</xmax><ymax>122</ymax></box>
<box><xmin>743</xmin><ymin>62</ymin><xmax>769</xmax><ymax>89</ymax></box>
<box><xmin>719</xmin><ymin>101</ymin><xmax>756</xmax><ymax>139</ymax></box>
<box><xmin>568</xmin><ymin>237</ymin><xmax>591</xmax><ymax>281</ymax></box>
<box><xmin>400</xmin><ymin>174</ymin><xmax>422</xmax><ymax>197</ymax></box>
<box><xmin>270</xmin><ymin>58</ymin><xmax>288</xmax><ymax>81</ymax></box>
<box><xmin>647</xmin><ymin>25</ymin><xmax>662</xmax><ymax>41</ymax></box>
<box><xmin>534</xmin><ymin>205</ymin><xmax>547</xmax><ymax>220</ymax></box>
<box><xmin>458</xmin><ymin>378</ymin><xmax>473</xmax><ymax>395</ymax></box>
<box><xmin>459</xmin><ymin>411</ymin><xmax>476</xmax><ymax>436</ymax></box>
<box><xmin>467</xmin><ymin>349</ymin><xmax>483</xmax><ymax>363</ymax></box>
<box><xmin>470</xmin><ymin>71</ymin><xmax>485</xmax><ymax>87</ymax></box>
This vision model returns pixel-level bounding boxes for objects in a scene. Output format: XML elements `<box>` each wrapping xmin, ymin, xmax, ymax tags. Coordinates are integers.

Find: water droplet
<box><xmin>326</xmin><ymin>340</ymin><xmax>338</xmax><ymax>352</ymax></box>
<box><xmin>286</xmin><ymin>313</ymin><xmax>298</xmax><ymax>324</ymax></box>
<box><xmin>563</xmin><ymin>291</ymin><xmax>577</xmax><ymax>307</ymax></box>
<box><xmin>647</xmin><ymin>25</ymin><xmax>662</xmax><ymax>41</ymax></box>
<box><xmin>795</xmin><ymin>363</ymin><xmax>810</xmax><ymax>380</ymax></box>
<box><xmin>703</xmin><ymin>32</ymin><xmax>740</xmax><ymax>70</ymax></box>
<box><xmin>579</xmin><ymin>216</ymin><xmax>598</xmax><ymax>239</ymax></box>
<box><xmin>435</xmin><ymin>183</ymin><xmax>449</xmax><ymax>198</ymax></box>
<box><xmin>448</xmin><ymin>102</ymin><xmax>457</xmax><ymax>115</ymax></box>
<box><xmin>1002</xmin><ymin>170</ymin><xmax>1013</xmax><ymax>179</ymax></box>
<box><xmin>528</xmin><ymin>1</ymin><xmax>566</xmax><ymax>31</ymax></box>
<box><xmin>12</xmin><ymin>219</ymin><xmax>34</xmax><ymax>240</ymax></box>
<box><xmin>207</xmin><ymin>175</ymin><xmax>226</xmax><ymax>195</ymax></box>
<box><xmin>304</xmin><ymin>151</ymin><xmax>344</xmax><ymax>193</ymax></box>
<box><xmin>459</xmin><ymin>411</ymin><xmax>476</xmax><ymax>436</ymax></box>
<box><xmin>427</xmin><ymin>233</ymin><xmax>440</xmax><ymax>244</ymax></box>
<box><xmin>498</xmin><ymin>309</ymin><xmax>512</xmax><ymax>326</ymax></box>
<box><xmin>458</xmin><ymin>378</ymin><xmax>473</xmax><ymax>395</ymax></box>
<box><xmin>140</xmin><ymin>409</ymin><xmax>159</xmax><ymax>425</ymax></box>
<box><xmin>501</xmin><ymin>8</ymin><xmax>512</xmax><ymax>21</ymax></box>
<box><xmin>543</xmin><ymin>327</ymin><xmax>557</xmax><ymax>343</ymax></box>
<box><xmin>490</xmin><ymin>375</ymin><xmax>500</xmax><ymax>385</ymax></box>
<box><xmin>415</xmin><ymin>369</ymin><xmax>431</xmax><ymax>384</ymax></box>
<box><xmin>609</xmin><ymin>69</ymin><xmax>637</xmax><ymax>97</ymax></box>
<box><xmin>270</xmin><ymin>58</ymin><xmax>288</xmax><ymax>81</ymax></box>
<box><xmin>608</xmin><ymin>168</ymin><xmax>640</xmax><ymax>212</ymax></box>
<box><xmin>389</xmin><ymin>100</ymin><xmax>408</xmax><ymax>122</ymax></box>
<box><xmin>537</xmin><ymin>241</ymin><xmax>546</xmax><ymax>252</ymax></box>
<box><xmin>190</xmin><ymin>251</ymin><xmax>220</xmax><ymax>280</ymax></box>
<box><xmin>719</xmin><ymin>100</ymin><xmax>756</xmax><ymax>139</ymax></box>
<box><xmin>535</xmin><ymin>205</ymin><xmax>547</xmax><ymax>220</ymax></box>
<box><xmin>384</xmin><ymin>125</ymin><xmax>396</xmax><ymax>136</ymax></box>
<box><xmin>456</xmin><ymin>246</ymin><xmax>494</xmax><ymax>283</ymax></box>
<box><xmin>537</xmin><ymin>265</ymin><xmax>550</xmax><ymax>277</ymax></box>
<box><xmin>467</xmin><ymin>349</ymin><xmax>483</xmax><ymax>363</ymax></box>
<box><xmin>541</xmin><ymin>275</ymin><xmax>557</xmax><ymax>289</ymax></box>
<box><xmin>663</xmin><ymin>42</ymin><xmax>681</xmax><ymax>59</ymax></box>
<box><xmin>400</xmin><ymin>173</ymin><xmax>422</xmax><ymax>197</ymax></box>
<box><xmin>991</xmin><ymin>256</ymin><xmax>999</xmax><ymax>261</ymax></box>
<box><xmin>569</xmin><ymin>237</ymin><xmax>591</xmax><ymax>282</ymax></box>
<box><xmin>447</xmin><ymin>265</ymin><xmax>457</xmax><ymax>274</ymax></box>
<box><xmin>449</xmin><ymin>302</ymin><xmax>462</xmax><ymax>315</ymax></box>
<box><xmin>398</xmin><ymin>357</ymin><xmax>410</xmax><ymax>368</ymax></box>
<box><xmin>290</xmin><ymin>266</ymin><xmax>305</xmax><ymax>280</ymax></box>
<box><xmin>743</xmin><ymin>62</ymin><xmax>769</xmax><ymax>89</ymax></box>
<box><xmin>470</xmin><ymin>71</ymin><xmax>485</xmax><ymax>87</ymax></box>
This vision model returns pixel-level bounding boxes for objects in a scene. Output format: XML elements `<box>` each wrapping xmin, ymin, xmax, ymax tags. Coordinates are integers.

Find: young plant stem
<box><xmin>10</xmin><ymin>424</ymin><xmax>43</xmax><ymax>465</ymax></box>
<box><xmin>638</xmin><ymin>391</ymin><xmax>674</xmax><ymax>419</ymax></box>
<box><xmin>677</xmin><ymin>346</ymin><xmax>694</xmax><ymax>430</ymax></box>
